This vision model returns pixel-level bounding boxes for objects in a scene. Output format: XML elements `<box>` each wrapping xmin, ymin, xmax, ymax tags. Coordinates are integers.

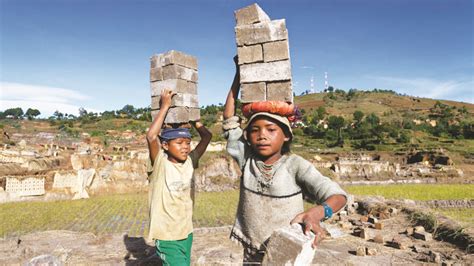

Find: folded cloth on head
<box><xmin>242</xmin><ymin>101</ymin><xmax>295</xmax><ymax>118</ymax></box>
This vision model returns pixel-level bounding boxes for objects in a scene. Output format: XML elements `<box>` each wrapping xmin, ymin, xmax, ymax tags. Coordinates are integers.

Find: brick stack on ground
<box><xmin>149</xmin><ymin>50</ymin><xmax>200</xmax><ymax>124</ymax></box>
<box><xmin>234</xmin><ymin>3</ymin><xmax>293</xmax><ymax>103</ymax></box>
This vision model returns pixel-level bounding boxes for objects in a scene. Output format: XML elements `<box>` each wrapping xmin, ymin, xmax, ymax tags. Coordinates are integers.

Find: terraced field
<box><xmin>1</xmin><ymin>184</ymin><xmax>472</xmax><ymax>238</ymax></box>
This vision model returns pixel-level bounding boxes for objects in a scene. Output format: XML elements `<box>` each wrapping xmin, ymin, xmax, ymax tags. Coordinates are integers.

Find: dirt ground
<box><xmin>1</xmin><ymin>207</ymin><xmax>472</xmax><ymax>265</ymax></box>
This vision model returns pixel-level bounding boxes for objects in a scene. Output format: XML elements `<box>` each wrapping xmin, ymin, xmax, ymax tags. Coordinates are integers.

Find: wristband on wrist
<box><xmin>322</xmin><ymin>203</ymin><xmax>333</xmax><ymax>220</ymax></box>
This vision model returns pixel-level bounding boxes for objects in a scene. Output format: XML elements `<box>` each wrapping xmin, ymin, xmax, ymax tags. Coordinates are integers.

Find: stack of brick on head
<box><xmin>150</xmin><ymin>50</ymin><xmax>200</xmax><ymax>126</ymax></box>
<box><xmin>147</xmin><ymin>50</ymin><xmax>212</xmax><ymax>265</ymax></box>
<box><xmin>235</xmin><ymin>3</ymin><xmax>295</xmax><ymax>121</ymax></box>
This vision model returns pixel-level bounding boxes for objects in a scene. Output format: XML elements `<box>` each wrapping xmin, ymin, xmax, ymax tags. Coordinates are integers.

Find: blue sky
<box><xmin>1</xmin><ymin>0</ymin><xmax>472</xmax><ymax>117</ymax></box>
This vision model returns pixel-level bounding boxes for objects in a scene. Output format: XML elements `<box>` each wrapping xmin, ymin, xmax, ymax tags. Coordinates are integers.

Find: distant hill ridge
<box><xmin>294</xmin><ymin>90</ymin><xmax>473</xmax><ymax>122</ymax></box>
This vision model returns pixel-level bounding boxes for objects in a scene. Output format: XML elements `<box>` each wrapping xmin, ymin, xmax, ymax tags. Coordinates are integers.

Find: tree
<box><xmin>447</xmin><ymin>124</ymin><xmax>462</xmax><ymax>139</ymax></box>
<box><xmin>101</xmin><ymin>110</ymin><xmax>116</xmax><ymax>119</ymax></box>
<box><xmin>328</xmin><ymin>115</ymin><xmax>345</xmax><ymax>146</ymax></box>
<box><xmin>397</xmin><ymin>130</ymin><xmax>411</xmax><ymax>143</ymax></box>
<box><xmin>4</xmin><ymin>107</ymin><xmax>24</xmax><ymax>119</ymax></box>
<box><xmin>462</xmin><ymin>123</ymin><xmax>474</xmax><ymax>139</ymax></box>
<box><xmin>353</xmin><ymin>110</ymin><xmax>364</xmax><ymax>124</ymax></box>
<box><xmin>53</xmin><ymin>110</ymin><xmax>64</xmax><ymax>120</ymax></box>
<box><xmin>79</xmin><ymin>107</ymin><xmax>88</xmax><ymax>117</ymax></box>
<box><xmin>120</xmin><ymin>104</ymin><xmax>136</xmax><ymax>118</ymax></box>
<box><xmin>25</xmin><ymin>108</ymin><xmax>41</xmax><ymax>120</ymax></box>
<box><xmin>347</xmin><ymin>89</ymin><xmax>358</xmax><ymax>100</ymax></box>
<box><xmin>459</xmin><ymin>106</ymin><xmax>468</xmax><ymax>115</ymax></box>
<box><xmin>309</xmin><ymin>106</ymin><xmax>326</xmax><ymax>125</ymax></box>
<box><xmin>365</xmin><ymin>113</ymin><xmax>380</xmax><ymax>127</ymax></box>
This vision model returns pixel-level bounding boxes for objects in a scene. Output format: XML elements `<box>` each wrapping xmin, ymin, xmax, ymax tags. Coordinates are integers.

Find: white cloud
<box><xmin>366</xmin><ymin>76</ymin><xmax>474</xmax><ymax>104</ymax></box>
<box><xmin>0</xmin><ymin>82</ymin><xmax>101</xmax><ymax>117</ymax></box>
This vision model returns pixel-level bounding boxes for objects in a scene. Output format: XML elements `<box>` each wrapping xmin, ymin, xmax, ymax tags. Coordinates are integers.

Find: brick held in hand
<box><xmin>234</xmin><ymin>3</ymin><xmax>270</xmax><ymax>26</ymax></box>
<box><xmin>262</xmin><ymin>224</ymin><xmax>315</xmax><ymax>265</ymax></box>
<box><xmin>235</xmin><ymin>19</ymin><xmax>288</xmax><ymax>46</ymax></box>
<box><xmin>150</xmin><ymin>79</ymin><xmax>197</xmax><ymax>96</ymax></box>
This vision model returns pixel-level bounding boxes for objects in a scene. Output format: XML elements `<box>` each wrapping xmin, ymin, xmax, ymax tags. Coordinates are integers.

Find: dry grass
<box><xmin>344</xmin><ymin>184</ymin><xmax>474</xmax><ymax>201</ymax></box>
<box><xmin>1</xmin><ymin>184</ymin><xmax>472</xmax><ymax>237</ymax></box>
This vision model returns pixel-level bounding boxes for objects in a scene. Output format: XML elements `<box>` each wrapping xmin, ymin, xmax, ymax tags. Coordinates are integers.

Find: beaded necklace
<box><xmin>252</xmin><ymin>156</ymin><xmax>286</xmax><ymax>192</ymax></box>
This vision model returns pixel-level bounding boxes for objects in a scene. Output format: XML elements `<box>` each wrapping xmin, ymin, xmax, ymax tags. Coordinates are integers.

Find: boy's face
<box><xmin>162</xmin><ymin>137</ymin><xmax>191</xmax><ymax>163</ymax></box>
<box><xmin>247</xmin><ymin>117</ymin><xmax>290</xmax><ymax>161</ymax></box>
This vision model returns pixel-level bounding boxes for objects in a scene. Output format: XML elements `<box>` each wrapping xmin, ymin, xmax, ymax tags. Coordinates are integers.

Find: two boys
<box><xmin>147</xmin><ymin>60</ymin><xmax>347</xmax><ymax>265</ymax></box>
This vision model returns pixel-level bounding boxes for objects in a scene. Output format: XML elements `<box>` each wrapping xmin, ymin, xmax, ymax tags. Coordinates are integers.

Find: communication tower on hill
<box><xmin>310</xmin><ymin>75</ymin><xmax>314</xmax><ymax>93</ymax></box>
<box><xmin>324</xmin><ymin>72</ymin><xmax>329</xmax><ymax>92</ymax></box>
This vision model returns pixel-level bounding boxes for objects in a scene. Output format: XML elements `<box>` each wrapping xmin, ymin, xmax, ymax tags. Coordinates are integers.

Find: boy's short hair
<box><xmin>160</xmin><ymin>128</ymin><xmax>192</xmax><ymax>142</ymax></box>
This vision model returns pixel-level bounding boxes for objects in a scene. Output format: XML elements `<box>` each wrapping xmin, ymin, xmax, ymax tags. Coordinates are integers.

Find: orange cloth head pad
<box><xmin>242</xmin><ymin>101</ymin><xmax>295</xmax><ymax>118</ymax></box>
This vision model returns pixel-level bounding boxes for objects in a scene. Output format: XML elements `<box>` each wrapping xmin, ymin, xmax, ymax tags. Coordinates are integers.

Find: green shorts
<box><xmin>155</xmin><ymin>233</ymin><xmax>193</xmax><ymax>266</ymax></box>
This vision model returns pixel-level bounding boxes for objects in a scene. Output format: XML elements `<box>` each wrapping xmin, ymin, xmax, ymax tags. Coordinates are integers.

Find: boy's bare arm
<box><xmin>291</xmin><ymin>194</ymin><xmax>347</xmax><ymax>248</ymax></box>
<box><xmin>191</xmin><ymin>121</ymin><xmax>212</xmax><ymax>160</ymax></box>
<box><xmin>146</xmin><ymin>89</ymin><xmax>175</xmax><ymax>164</ymax></box>
<box><xmin>223</xmin><ymin>56</ymin><xmax>240</xmax><ymax>120</ymax></box>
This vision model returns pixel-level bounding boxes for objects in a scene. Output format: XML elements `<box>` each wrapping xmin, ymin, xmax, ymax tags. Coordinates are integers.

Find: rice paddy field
<box><xmin>0</xmin><ymin>184</ymin><xmax>472</xmax><ymax>238</ymax></box>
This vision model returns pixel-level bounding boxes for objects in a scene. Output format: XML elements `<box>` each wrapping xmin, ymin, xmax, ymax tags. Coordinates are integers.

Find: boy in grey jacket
<box><xmin>223</xmin><ymin>58</ymin><xmax>347</xmax><ymax>263</ymax></box>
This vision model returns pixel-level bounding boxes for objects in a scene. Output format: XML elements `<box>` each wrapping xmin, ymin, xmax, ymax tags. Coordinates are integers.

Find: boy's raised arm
<box><xmin>191</xmin><ymin>121</ymin><xmax>212</xmax><ymax>160</ymax></box>
<box><xmin>223</xmin><ymin>56</ymin><xmax>240</xmax><ymax>120</ymax></box>
<box><xmin>146</xmin><ymin>89</ymin><xmax>175</xmax><ymax>164</ymax></box>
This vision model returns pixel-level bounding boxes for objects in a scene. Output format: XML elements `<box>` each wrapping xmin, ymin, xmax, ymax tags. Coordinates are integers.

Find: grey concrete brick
<box><xmin>162</xmin><ymin>65</ymin><xmax>198</xmax><ymax>82</ymax></box>
<box><xmin>237</xmin><ymin>44</ymin><xmax>263</xmax><ymax>65</ymax></box>
<box><xmin>263</xmin><ymin>40</ymin><xmax>290</xmax><ymax>62</ymax></box>
<box><xmin>235</xmin><ymin>19</ymin><xmax>288</xmax><ymax>46</ymax></box>
<box><xmin>151</xmin><ymin>107</ymin><xmax>190</xmax><ymax>124</ymax></box>
<box><xmin>150</xmin><ymin>79</ymin><xmax>197</xmax><ymax>96</ymax></box>
<box><xmin>150</xmin><ymin>54</ymin><xmax>165</xmax><ymax>69</ymax></box>
<box><xmin>240</xmin><ymin>82</ymin><xmax>266</xmax><ymax>103</ymax></box>
<box><xmin>151</xmin><ymin>96</ymin><xmax>161</xmax><ymax>109</ymax></box>
<box><xmin>266</xmin><ymin>81</ymin><xmax>293</xmax><ymax>102</ymax></box>
<box><xmin>234</xmin><ymin>3</ymin><xmax>270</xmax><ymax>26</ymax></box>
<box><xmin>239</xmin><ymin>60</ymin><xmax>291</xmax><ymax>83</ymax></box>
<box><xmin>150</xmin><ymin>67</ymin><xmax>164</xmax><ymax>82</ymax></box>
<box><xmin>188</xmin><ymin>108</ymin><xmax>200</xmax><ymax>121</ymax></box>
<box><xmin>150</xmin><ymin>50</ymin><xmax>198</xmax><ymax>70</ymax></box>
<box><xmin>262</xmin><ymin>224</ymin><xmax>315</xmax><ymax>265</ymax></box>
<box><xmin>152</xmin><ymin>93</ymin><xmax>199</xmax><ymax>108</ymax></box>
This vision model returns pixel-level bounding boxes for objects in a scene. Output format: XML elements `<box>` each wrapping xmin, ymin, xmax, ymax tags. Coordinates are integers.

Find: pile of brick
<box><xmin>149</xmin><ymin>50</ymin><xmax>200</xmax><ymax>124</ymax></box>
<box><xmin>234</xmin><ymin>3</ymin><xmax>293</xmax><ymax>104</ymax></box>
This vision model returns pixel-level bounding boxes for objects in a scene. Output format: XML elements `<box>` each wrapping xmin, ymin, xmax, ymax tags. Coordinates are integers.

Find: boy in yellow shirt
<box><xmin>146</xmin><ymin>89</ymin><xmax>212</xmax><ymax>265</ymax></box>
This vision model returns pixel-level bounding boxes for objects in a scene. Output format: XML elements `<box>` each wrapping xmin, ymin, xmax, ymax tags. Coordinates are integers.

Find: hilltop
<box><xmin>295</xmin><ymin>90</ymin><xmax>474</xmax><ymax>123</ymax></box>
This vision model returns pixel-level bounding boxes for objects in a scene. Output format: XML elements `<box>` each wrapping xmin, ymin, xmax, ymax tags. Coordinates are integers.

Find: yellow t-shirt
<box><xmin>147</xmin><ymin>149</ymin><xmax>198</xmax><ymax>241</ymax></box>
